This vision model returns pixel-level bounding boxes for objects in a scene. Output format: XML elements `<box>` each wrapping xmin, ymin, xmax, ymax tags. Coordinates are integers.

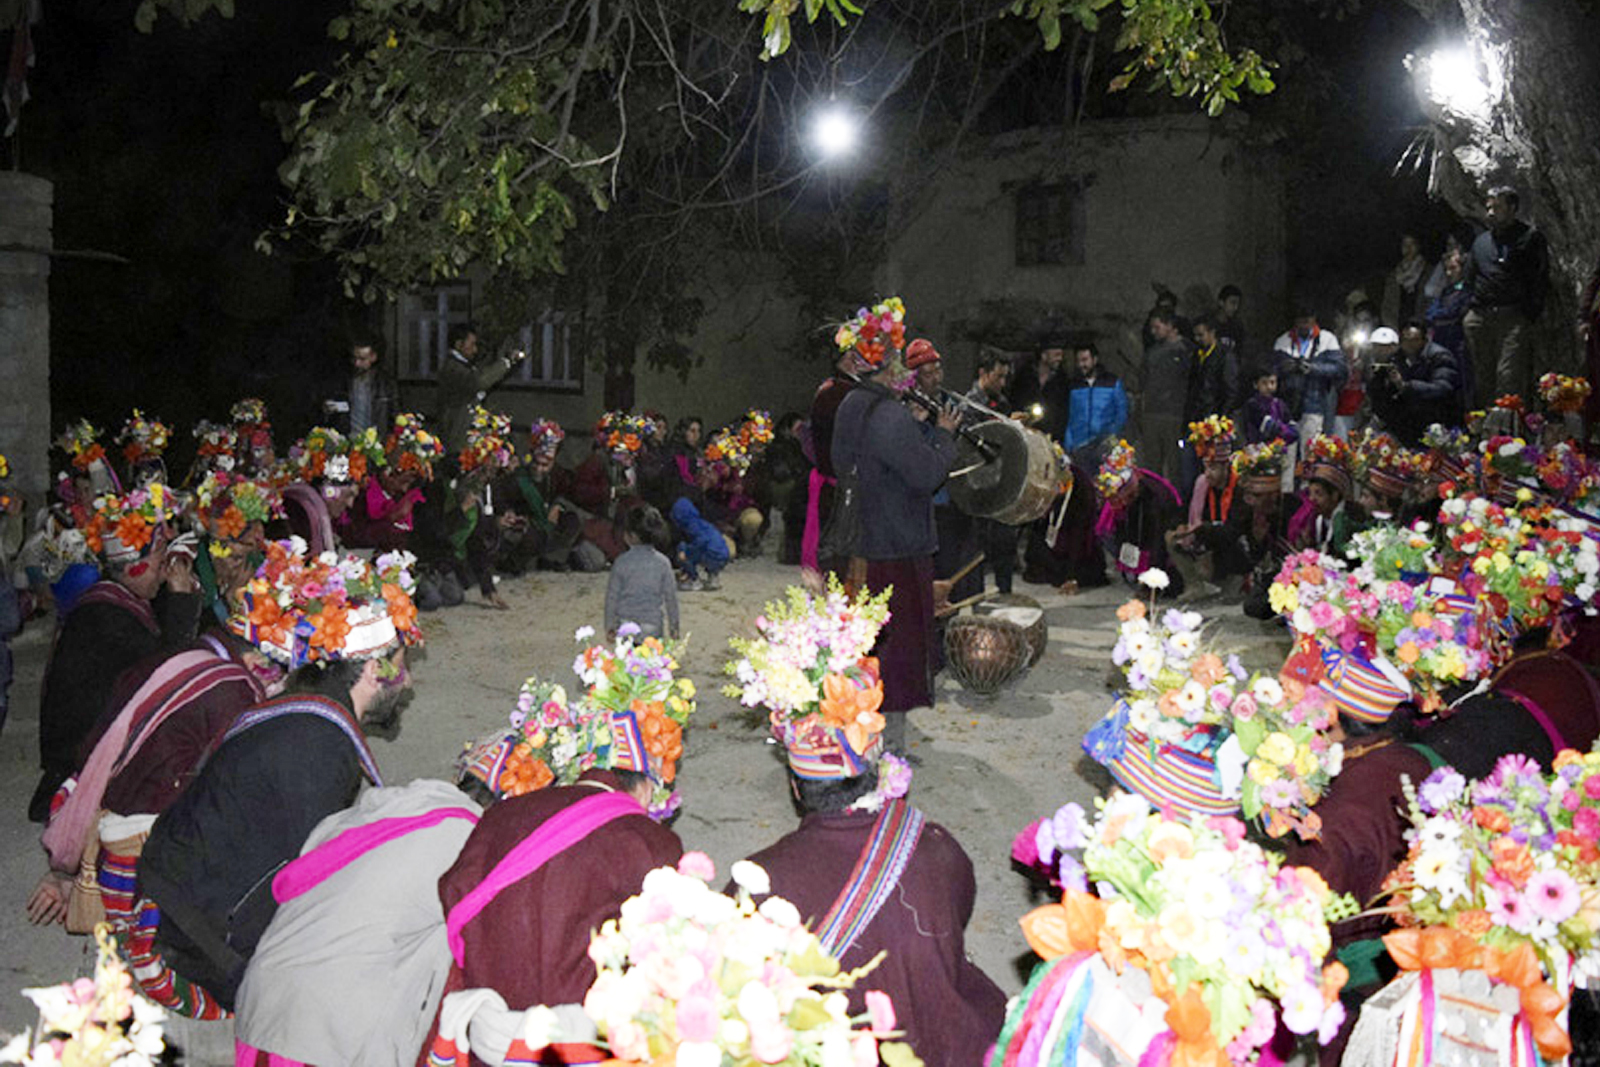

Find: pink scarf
<box><xmin>42</xmin><ymin>651</ymin><xmax>249</xmax><ymax>871</ymax></box>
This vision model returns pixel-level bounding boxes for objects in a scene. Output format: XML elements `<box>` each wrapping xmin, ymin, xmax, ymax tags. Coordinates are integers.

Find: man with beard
<box><xmin>138</xmin><ymin>541</ymin><xmax>424</xmax><ymax>1010</ymax></box>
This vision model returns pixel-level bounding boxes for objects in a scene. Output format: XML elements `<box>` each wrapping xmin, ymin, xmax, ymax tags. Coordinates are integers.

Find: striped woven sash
<box><xmin>814</xmin><ymin>799</ymin><xmax>925</xmax><ymax>959</ymax></box>
<box><xmin>216</xmin><ymin>696</ymin><xmax>383</xmax><ymax>786</ymax></box>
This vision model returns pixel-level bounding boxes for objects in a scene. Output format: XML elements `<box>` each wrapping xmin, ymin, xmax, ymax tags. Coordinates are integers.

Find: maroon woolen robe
<box><xmin>736</xmin><ymin>809</ymin><xmax>1007</xmax><ymax>1067</ymax></box>
<box><xmin>436</xmin><ymin>771</ymin><xmax>682</xmax><ymax>1010</ymax></box>
<box><xmin>100</xmin><ymin>652</ymin><xmax>260</xmax><ymax>817</ymax></box>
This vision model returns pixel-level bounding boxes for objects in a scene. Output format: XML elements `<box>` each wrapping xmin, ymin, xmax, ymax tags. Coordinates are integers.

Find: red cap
<box><xmin>905</xmin><ymin>338</ymin><xmax>940</xmax><ymax>368</ymax></box>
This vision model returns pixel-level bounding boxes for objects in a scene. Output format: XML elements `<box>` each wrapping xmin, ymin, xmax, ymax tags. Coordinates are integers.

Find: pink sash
<box><xmin>273</xmin><ymin>807</ymin><xmax>480</xmax><ymax>903</ymax></box>
<box><xmin>1094</xmin><ymin>468</ymin><xmax>1181</xmax><ymax>540</ymax></box>
<box><xmin>42</xmin><ymin>650</ymin><xmax>246</xmax><ymax>871</ymax></box>
<box><xmin>801</xmin><ymin>468</ymin><xmax>837</xmax><ymax>570</ymax></box>
<box><xmin>445</xmin><ymin>792</ymin><xmax>643</xmax><ymax>965</ymax></box>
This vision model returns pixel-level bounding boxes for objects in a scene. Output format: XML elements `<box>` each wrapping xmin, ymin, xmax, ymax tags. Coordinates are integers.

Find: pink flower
<box><xmin>1011</xmin><ymin>818</ymin><xmax>1042</xmax><ymax>867</ymax></box>
<box><xmin>1232</xmin><ymin>694</ymin><xmax>1259</xmax><ymax>721</ymax></box>
<box><xmin>1586</xmin><ymin>776</ymin><xmax>1600</xmax><ymax>800</ymax></box>
<box><xmin>852</xmin><ymin>1035</ymin><xmax>879</xmax><ymax>1067</ymax></box>
<box><xmin>865</xmin><ymin>990</ymin><xmax>897</xmax><ymax>1034</ymax></box>
<box><xmin>1308</xmin><ymin>601</ymin><xmax>1336</xmax><ymax>628</ymax></box>
<box><xmin>677</xmin><ymin>851</ymin><xmax>716</xmax><ymax>882</ymax></box>
<box><xmin>1526</xmin><ymin>869</ymin><xmax>1581</xmax><ymax>923</ymax></box>
<box><xmin>1205</xmin><ymin>815</ymin><xmax>1247</xmax><ymax>850</ymax></box>
<box><xmin>1208</xmin><ymin>685</ymin><xmax>1234</xmax><ymax>710</ymax></box>
<box><xmin>1574</xmin><ymin>806</ymin><xmax>1600</xmax><ymax>837</ymax></box>
<box><xmin>676</xmin><ymin>994</ymin><xmax>720</xmax><ymax>1043</ymax></box>
<box><xmin>748</xmin><ymin>1020</ymin><xmax>795</xmax><ymax>1063</ymax></box>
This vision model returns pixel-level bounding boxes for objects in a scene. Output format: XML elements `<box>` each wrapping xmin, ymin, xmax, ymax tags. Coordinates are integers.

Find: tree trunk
<box><xmin>1408</xmin><ymin>0</ymin><xmax>1600</xmax><ymax>369</ymax></box>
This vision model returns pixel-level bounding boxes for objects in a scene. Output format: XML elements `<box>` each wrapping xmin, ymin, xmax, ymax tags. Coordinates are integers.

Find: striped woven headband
<box><xmin>1319</xmin><ymin>647</ymin><xmax>1411</xmax><ymax>723</ymax></box>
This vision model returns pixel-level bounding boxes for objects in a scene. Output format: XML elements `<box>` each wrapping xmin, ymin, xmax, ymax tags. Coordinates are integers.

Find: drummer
<box><xmin>909</xmin><ymin>342</ymin><xmax>984</xmax><ymax>611</ymax></box>
<box><xmin>965</xmin><ymin>355</ymin><xmax>1025</xmax><ymax>596</ymax></box>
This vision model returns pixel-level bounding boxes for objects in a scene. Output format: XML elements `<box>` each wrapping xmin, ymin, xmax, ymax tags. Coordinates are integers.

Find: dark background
<box><xmin>7</xmin><ymin>1</ymin><xmax>1467</xmax><ymax>440</ymax></box>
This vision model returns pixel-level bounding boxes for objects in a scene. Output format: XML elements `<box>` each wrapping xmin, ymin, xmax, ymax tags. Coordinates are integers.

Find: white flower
<box><xmin>1251</xmin><ymin>677</ymin><xmax>1285</xmax><ymax>706</ymax></box>
<box><xmin>1215</xmin><ymin>735</ymin><xmax>1246</xmax><ymax>799</ymax></box>
<box><xmin>1127</xmin><ymin>699</ymin><xmax>1158</xmax><ymax>731</ymax></box>
<box><xmin>574</xmin><ymin>625</ymin><xmax>596</xmax><ymax>642</ymax></box>
<box><xmin>730</xmin><ymin>860</ymin><xmax>771</xmax><ymax>896</ymax></box>
<box><xmin>676</xmin><ymin>1043</ymin><xmax>722</xmax><ymax>1067</ymax></box>
<box><xmin>1139</xmin><ymin>568</ymin><xmax>1170</xmax><ymax>591</ymax></box>
<box><xmin>736</xmin><ymin>980</ymin><xmax>781</xmax><ymax>1025</ymax></box>
<box><xmin>1173</xmin><ymin>680</ymin><xmax>1207</xmax><ymax>718</ymax></box>
<box><xmin>1291</xmin><ymin>607</ymin><xmax>1316</xmax><ymax>634</ymax></box>
<box><xmin>287</xmin><ymin>534</ymin><xmax>308</xmax><ymax>557</ymax></box>
<box><xmin>520</xmin><ymin>1005</ymin><xmax>563</xmax><ymax>1050</ymax></box>
<box><xmin>758</xmin><ymin>895</ymin><xmax>803</xmax><ymax>929</ymax></box>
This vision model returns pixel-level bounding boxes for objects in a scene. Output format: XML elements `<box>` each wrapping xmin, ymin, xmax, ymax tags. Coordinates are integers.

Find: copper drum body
<box><xmin>944</xmin><ymin>615</ymin><xmax>1032</xmax><ymax>696</ymax></box>
<box><xmin>946</xmin><ymin>418</ymin><xmax>1064</xmax><ymax>525</ymax></box>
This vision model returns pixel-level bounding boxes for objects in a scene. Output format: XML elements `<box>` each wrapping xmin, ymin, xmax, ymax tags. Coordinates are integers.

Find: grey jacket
<box><xmin>605</xmin><ymin>544</ymin><xmax>679</xmax><ymax>636</ymax></box>
<box><xmin>831</xmin><ymin>380</ymin><xmax>955</xmax><ymax>560</ymax></box>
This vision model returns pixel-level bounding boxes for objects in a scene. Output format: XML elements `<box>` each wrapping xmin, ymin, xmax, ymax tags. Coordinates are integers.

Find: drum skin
<box><xmin>947</xmin><ymin>419</ymin><xmax>1063</xmax><ymax>524</ymax></box>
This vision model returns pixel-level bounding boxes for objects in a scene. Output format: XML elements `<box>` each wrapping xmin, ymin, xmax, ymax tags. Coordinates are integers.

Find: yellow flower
<box><xmin>1293</xmin><ymin>746</ymin><xmax>1317</xmax><ymax>777</ymax></box>
<box><xmin>1492</xmin><ymin>552</ymin><xmax>1511</xmax><ymax>573</ymax></box>
<box><xmin>677</xmin><ymin>678</ymin><xmax>696</xmax><ymax>699</ymax></box>
<box><xmin>1248</xmin><ymin>758</ymin><xmax>1280</xmax><ymax>785</ymax></box>
<box><xmin>1259</xmin><ymin>731</ymin><xmax>1297</xmax><ymax>765</ymax></box>
<box><xmin>1268</xmin><ymin>583</ymin><xmax>1298</xmax><ymax>615</ymax></box>
<box><xmin>1473</xmin><ymin>557</ymin><xmax>1492</xmax><ymax>576</ymax></box>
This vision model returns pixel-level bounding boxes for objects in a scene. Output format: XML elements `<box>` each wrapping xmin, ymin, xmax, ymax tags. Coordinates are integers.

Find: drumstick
<box><xmin>944</xmin><ymin>591</ymin><xmax>989</xmax><ymax>614</ymax></box>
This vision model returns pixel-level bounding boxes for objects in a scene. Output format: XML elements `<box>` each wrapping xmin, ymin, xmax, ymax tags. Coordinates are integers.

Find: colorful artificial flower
<box><xmin>194</xmin><ymin>470</ymin><xmax>284</xmax><ymax>543</ymax></box>
<box><xmin>81</xmin><ymin>483</ymin><xmax>178</xmax><ymax>557</ymax></box>
<box><xmin>593</xmin><ymin>412</ymin><xmax>656</xmax><ymax>459</ymax></box>
<box><xmin>458</xmin><ymin>406</ymin><xmax>516</xmax><ymax>476</ymax></box>
<box><xmin>1186</xmin><ymin>414</ymin><xmax>1235</xmax><ymax>458</ymax></box>
<box><xmin>57</xmin><ymin>419</ymin><xmax>107</xmax><ymax>471</ymax></box>
<box><xmin>583</xmin><ymin>856</ymin><xmax>916</xmax><ymax>1066</ymax></box>
<box><xmin>1538</xmin><ymin>372</ymin><xmax>1591</xmax><ymax>415</ymax></box>
<box><xmin>528</xmin><ymin>418</ymin><xmax>566</xmax><ymax>461</ymax></box>
<box><xmin>117</xmin><ymin>410</ymin><xmax>172</xmax><ymax>465</ymax></box>
<box><xmin>833</xmin><ymin>297</ymin><xmax>907</xmax><ymax>366</ymax></box>
<box><xmin>0</xmin><ymin>924</ymin><xmax>166</xmax><ymax>1067</ymax></box>
<box><xmin>385</xmin><ymin>413</ymin><xmax>444</xmax><ymax>479</ymax></box>
<box><xmin>1231</xmin><ymin>439</ymin><xmax>1286</xmax><ymax>480</ymax></box>
<box><xmin>191</xmin><ymin>419</ymin><xmax>239</xmax><ymax>474</ymax></box>
<box><xmin>1006</xmin><ymin>795</ymin><xmax>1349</xmax><ymax>1064</ymax></box>
<box><xmin>233</xmin><ymin>538</ymin><xmax>422</xmax><ymax>666</ymax></box>
<box><xmin>1095</xmin><ymin>438</ymin><xmax>1138</xmax><ymax>496</ymax></box>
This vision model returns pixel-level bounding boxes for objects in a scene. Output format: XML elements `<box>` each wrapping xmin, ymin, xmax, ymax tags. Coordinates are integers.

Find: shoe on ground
<box><xmin>678</xmin><ymin>578</ymin><xmax>703</xmax><ymax>591</ymax></box>
<box><xmin>701</xmin><ymin>575</ymin><xmax>722</xmax><ymax>591</ymax></box>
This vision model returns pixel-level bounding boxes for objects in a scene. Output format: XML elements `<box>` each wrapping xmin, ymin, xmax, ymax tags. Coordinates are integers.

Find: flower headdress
<box><xmin>704</xmin><ymin>409</ymin><xmax>776</xmax><ymax>473</ymax></box>
<box><xmin>1187</xmin><ymin>414</ymin><xmax>1236</xmax><ymax>460</ymax></box>
<box><xmin>194</xmin><ymin>470</ymin><xmax>285</xmax><ymax>545</ymax></box>
<box><xmin>385</xmin><ymin>413</ymin><xmax>444</xmax><ymax>479</ymax></box>
<box><xmin>457</xmin><ymin>676</ymin><xmax>613</xmax><ymax>799</ymax></box>
<box><xmin>83</xmin><ymin>483</ymin><xmax>178</xmax><ymax>563</ymax></box>
<box><xmin>459</xmin><ymin>406</ymin><xmax>516</xmax><ymax>477</ymax></box>
<box><xmin>594</xmin><ymin>412</ymin><xmax>654</xmax><ymax>459</ymax></box>
<box><xmin>572</xmin><ymin>625</ymin><xmax>696</xmax><ymax>821</ymax></box>
<box><xmin>1231</xmin><ymin>440</ymin><xmax>1285</xmax><ymax>487</ymax></box>
<box><xmin>117</xmin><ymin>410</ymin><xmax>172</xmax><ymax>466</ymax></box>
<box><xmin>1376</xmin><ymin>748</ymin><xmax>1600</xmax><ymax>1061</ymax></box>
<box><xmin>1480</xmin><ymin>434</ymin><xmax>1535</xmax><ymax>484</ymax></box>
<box><xmin>192</xmin><ymin>420</ymin><xmax>239</xmax><ymax>474</ymax></box>
<box><xmin>1349</xmin><ymin>429</ymin><xmax>1421</xmax><ymax>503</ymax></box>
<box><xmin>233</xmin><ymin>539</ymin><xmax>422</xmax><ymax>667</ymax></box>
<box><xmin>1534</xmin><ymin>440</ymin><xmax>1600</xmax><ymax>509</ymax></box>
<box><xmin>582</xmin><ymin>855</ymin><xmax>914</xmax><ymax>1067</ymax></box>
<box><xmin>528</xmin><ymin>418</ymin><xmax>566</xmax><ymax>462</ymax></box>
<box><xmin>0</xmin><ymin>924</ymin><xmax>166</xmax><ymax>1067</ymax></box>
<box><xmin>1095</xmin><ymin>438</ymin><xmax>1138</xmax><ymax>496</ymax></box>
<box><xmin>724</xmin><ymin>576</ymin><xmax>908</xmax><ymax>811</ymax></box>
<box><xmin>1538</xmin><ymin>372</ymin><xmax>1590</xmax><ymax>416</ymax></box>
<box><xmin>833</xmin><ymin>297</ymin><xmax>906</xmax><ymax>367</ymax></box>
<box><xmin>1006</xmin><ymin>795</ymin><xmax>1349</xmax><ymax>1065</ymax></box>
<box><xmin>58</xmin><ymin>419</ymin><xmax>107</xmax><ymax>471</ymax></box>
<box><xmin>0</xmin><ymin>452</ymin><xmax>11</xmax><ymax>512</ymax></box>
<box><xmin>229</xmin><ymin>398</ymin><xmax>273</xmax><ymax>456</ymax></box>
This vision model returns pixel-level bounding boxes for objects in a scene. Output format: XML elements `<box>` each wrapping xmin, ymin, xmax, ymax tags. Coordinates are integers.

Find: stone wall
<box><xmin>0</xmin><ymin>173</ymin><xmax>52</xmax><ymax>499</ymax></box>
<box><xmin>882</xmin><ymin>116</ymin><xmax>1287</xmax><ymax>391</ymax></box>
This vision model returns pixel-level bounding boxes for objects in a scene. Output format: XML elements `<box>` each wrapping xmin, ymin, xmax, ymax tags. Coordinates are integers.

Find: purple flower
<box><xmin>1055</xmin><ymin>854</ymin><xmax>1088</xmax><ymax>894</ymax></box>
<box><xmin>617</xmin><ymin>621</ymin><xmax>642</xmax><ymax>637</ymax></box>
<box><xmin>1419</xmin><ymin>768</ymin><xmax>1466</xmax><ymax>814</ymax></box>
<box><xmin>1049</xmin><ymin>802</ymin><xmax>1090</xmax><ymax>852</ymax></box>
<box><xmin>1225</xmin><ymin>654</ymin><xmax>1247</xmax><ymax>680</ymax></box>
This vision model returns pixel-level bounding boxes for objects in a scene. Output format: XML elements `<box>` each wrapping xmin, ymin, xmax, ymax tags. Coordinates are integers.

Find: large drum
<box><xmin>944</xmin><ymin>615</ymin><xmax>1032</xmax><ymax>696</ymax></box>
<box><xmin>946</xmin><ymin>418</ymin><xmax>1063</xmax><ymax>525</ymax></box>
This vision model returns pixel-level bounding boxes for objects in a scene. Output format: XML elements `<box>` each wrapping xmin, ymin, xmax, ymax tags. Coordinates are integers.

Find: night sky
<box><xmin>9</xmin><ymin>0</ymin><xmax>1463</xmax><ymax>436</ymax></box>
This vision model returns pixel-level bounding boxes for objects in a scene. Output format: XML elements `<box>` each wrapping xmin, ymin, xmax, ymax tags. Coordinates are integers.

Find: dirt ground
<box><xmin>0</xmin><ymin>538</ymin><xmax>1292</xmax><ymax>1055</ymax></box>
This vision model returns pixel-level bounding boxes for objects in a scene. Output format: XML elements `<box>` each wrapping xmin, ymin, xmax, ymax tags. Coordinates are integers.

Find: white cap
<box><xmin>1369</xmin><ymin>327</ymin><xmax>1400</xmax><ymax>345</ymax></box>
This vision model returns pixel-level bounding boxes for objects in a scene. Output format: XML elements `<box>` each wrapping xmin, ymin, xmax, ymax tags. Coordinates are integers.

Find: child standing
<box><xmin>605</xmin><ymin>506</ymin><xmax>679</xmax><ymax>639</ymax></box>
<box><xmin>1240</xmin><ymin>370</ymin><xmax>1299</xmax><ymax>446</ymax></box>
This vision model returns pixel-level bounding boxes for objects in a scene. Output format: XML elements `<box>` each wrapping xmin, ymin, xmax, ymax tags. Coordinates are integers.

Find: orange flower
<box><xmin>83</xmin><ymin>515</ymin><xmax>106</xmax><ymax>554</ymax></box>
<box><xmin>1190</xmin><ymin>653</ymin><xmax>1225</xmax><ymax>686</ymax></box>
<box><xmin>820</xmin><ymin>672</ymin><xmax>885</xmax><ymax>755</ymax></box>
<box><xmin>115</xmin><ymin>512</ymin><xmax>153</xmax><ymax>551</ymax></box>
<box><xmin>1397</xmin><ymin>642</ymin><xmax>1420</xmax><ymax>665</ymax></box>
<box><xmin>247</xmin><ymin>594</ymin><xmax>290</xmax><ymax>646</ymax></box>
<box><xmin>1116</xmin><ymin>600</ymin><xmax>1147</xmax><ymax>622</ymax></box>
<box><xmin>1490</xmin><ymin>836</ymin><xmax>1535</xmax><ymax>887</ymax></box>
<box><xmin>637</xmin><ymin>703</ymin><xmax>683</xmax><ymax>783</ymax></box>
<box><xmin>382</xmin><ymin>583</ymin><xmax>418</xmax><ymax>636</ymax></box>
<box><xmin>499</xmin><ymin>753</ymin><xmax>554</xmax><ymax>796</ymax></box>
<box><xmin>349</xmin><ymin>453</ymin><xmax>368</xmax><ymax>482</ymax></box>
<box><xmin>1474</xmin><ymin>806</ymin><xmax>1512</xmax><ymax>833</ymax></box>
<box><xmin>214</xmin><ymin>505</ymin><xmax>247</xmax><ymax>540</ymax></box>
<box><xmin>308</xmin><ymin>602</ymin><xmax>352</xmax><ymax>653</ymax></box>
<box><xmin>1454</xmin><ymin>909</ymin><xmax>1493</xmax><ymax>936</ymax></box>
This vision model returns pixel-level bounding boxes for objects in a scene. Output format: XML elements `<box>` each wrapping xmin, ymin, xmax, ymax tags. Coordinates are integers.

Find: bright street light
<box><xmin>810</xmin><ymin>106</ymin><xmax>860</xmax><ymax>159</ymax></box>
<box><xmin>1415</xmin><ymin>45</ymin><xmax>1493</xmax><ymax>123</ymax></box>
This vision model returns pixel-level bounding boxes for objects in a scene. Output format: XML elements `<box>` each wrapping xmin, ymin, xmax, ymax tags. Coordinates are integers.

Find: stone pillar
<box><xmin>0</xmin><ymin>173</ymin><xmax>52</xmax><ymax>500</ymax></box>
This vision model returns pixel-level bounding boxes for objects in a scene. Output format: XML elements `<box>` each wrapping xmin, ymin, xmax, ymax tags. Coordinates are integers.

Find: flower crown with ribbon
<box><xmin>84</xmin><ymin>483</ymin><xmax>178</xmax><ymax>564</ymax></box>
<box><xmin>594</xmin><ymin>412</ymin><xmax>655</xmax><ymax>458</ymax></box>
<box><xmin>1187</xmin><ymin>414</ymin><xmax>1236</xmax><ymax>460</ymax></box>
<box><xmin>233</xmin><ymin>539</ymin><xmax>422</xmax><ymax>667</ymax></box>
<box><xmin>1095</xmin><ymin>438</ymin><xmax>1138</xmax><ymax>496</ymax></box>
<box><xmin>194</xmin><ymin>470</ymin><xmax>285</xmax><ymax>543</ymax></box>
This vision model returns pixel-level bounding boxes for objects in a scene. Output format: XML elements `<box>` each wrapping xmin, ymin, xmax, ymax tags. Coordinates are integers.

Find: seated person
<box><xmin>1094</xmin><ymin>440</ymin><xmax>1184</xmax><ymax>595</ymax></box>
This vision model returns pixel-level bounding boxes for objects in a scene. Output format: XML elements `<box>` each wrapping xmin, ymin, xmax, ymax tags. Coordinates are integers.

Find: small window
<box><xmin>396</xmin><ymin>284</ymin><xmax>472</xmax><ymax>381</ymax></box>
<box><xmin>1015</xmin><ymin>182</ymin><xmax>1083</xmax><ymax>267</ymax></box>
<box><xmin>508</xmin><ymin>309</ymin><xmax>583</xmax><ymax>392</ymax></box>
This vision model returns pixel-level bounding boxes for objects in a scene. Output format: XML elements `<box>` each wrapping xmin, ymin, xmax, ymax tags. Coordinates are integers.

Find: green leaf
<box><xmin>329</xmin><ymin>16</ymin><xmax>351</xmax><ymax>39</ymax></box>
<box><xmin>881</xmin><ymin>1042</ymin><xmax>925</xmax><ymax>1067</ymax></box>
<box><xmin>134</xmin><ymin>0</ymin><xmax>157</xmax><ymax>33</ymax></box>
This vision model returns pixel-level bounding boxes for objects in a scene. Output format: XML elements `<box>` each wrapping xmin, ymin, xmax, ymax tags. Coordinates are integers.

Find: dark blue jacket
<box><xmin>832</xmin><ymin>381</ymin><xmax>955</xmax><ymax>560</ymax></box>
<box><xmin>670</xmin><ymin>497</ymin><xmax>729</xmax><ymax>565</ymax></box>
